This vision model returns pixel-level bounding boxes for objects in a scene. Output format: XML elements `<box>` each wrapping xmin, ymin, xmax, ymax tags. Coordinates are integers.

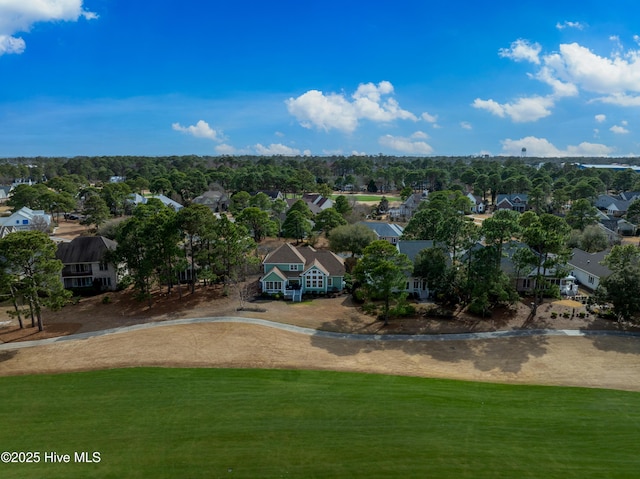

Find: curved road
<box><xmin>1</xmin><ymin>316</ymin><xmax>639</xmax><ymax>351</ymax></box>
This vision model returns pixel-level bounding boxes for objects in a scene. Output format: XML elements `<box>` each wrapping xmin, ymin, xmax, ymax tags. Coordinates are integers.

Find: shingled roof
<box><xmin>264</xmin><ymin>243</ymin><xmax>345</xmax><ymax>276</ymax></box>
<box><xmin>56</xmin><ymin>236</ymin><xmax>117</xmax><ymax>264</ymax></box>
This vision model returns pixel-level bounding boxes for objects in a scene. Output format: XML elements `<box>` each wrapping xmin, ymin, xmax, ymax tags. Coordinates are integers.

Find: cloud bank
<box><xmin>286</xmin><ymin>81</ymin><xmax>417</xmax><ymax>133</ymax></box>
<box><xmin>0</xmin><ymin>0</ymin><xmax>97</xmax><ymax>56</ymax></box>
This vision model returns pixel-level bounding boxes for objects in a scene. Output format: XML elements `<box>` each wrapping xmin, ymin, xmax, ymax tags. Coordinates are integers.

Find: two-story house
<box><xmin>56</xmin><ymin>236</ymin><xmax>121</xmax><ymax>292</ymax></box>
<box><xmin>260</xmin><ymin>243</ymin><xmax>345</xmax><ymax>301</ymax></box>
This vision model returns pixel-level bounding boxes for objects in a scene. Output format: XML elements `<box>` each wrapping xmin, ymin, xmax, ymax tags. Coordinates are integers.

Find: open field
<box><xmin>0</xmin><ymin>367</ymin><xmax>638</xmax><ymax>479</ymax></box>
<box><xmin>331</xmin><ymin>193</ymin><xmax>401</xmax><ymax>202</ymax></box>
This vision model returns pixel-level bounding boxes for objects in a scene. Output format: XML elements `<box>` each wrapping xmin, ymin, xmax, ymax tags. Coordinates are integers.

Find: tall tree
<box><xmin>282</xmin><ymin>210</ymin><xmax>311</xmax><ymax>244</ymax></box>
<box><xmin>177</xmin><ymin>204</ymin><xmax>216</xmax><ymax>293</ymax></box>
<box><xmin>328</xmin><ymin>223</ymin><xmax>377</xmax><ymax>256</ymax></box>
<box><xmin>314</xmin><ymin>208</ymin><xmax>347</xmax><ymax>236</ymax></box>
<box><xmin>519</xmin><ymin>211</ymin><xmax>571</xmax><ymax>313</ymax></box>
<box><xmin>565</xmin><ymin>199</ymin><xmax>598</xmax><ymax>230</ymax></box>
<box><xmin>0</xmin><ymin>231</ymin><xmax>70</xmax><ymax>331</ymax></box>
<box><xmin>598</xmin><ymin>244</ymin><xmax>640</xmax><ymax>322</ymax></box>
<box><xmin>82</xmin><ymin>195</ymin><xmax>111</xmax><ymax>230</ymax></box>
<box><xmin>353</xmin><ymin>240</ymin><xmax>413</xmax><ymax>325</ymax></box>
<box><xmin>235</xmin><ymin>207</ymin><xmax>277</xmax><ymax>243</ymax></box>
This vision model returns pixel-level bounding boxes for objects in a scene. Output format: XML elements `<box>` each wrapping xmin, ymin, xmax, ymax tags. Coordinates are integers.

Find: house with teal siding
<box><xmin>261</xmin><ymin>243</ymin><xmax>346</xmax><ymax>300</ymax></box>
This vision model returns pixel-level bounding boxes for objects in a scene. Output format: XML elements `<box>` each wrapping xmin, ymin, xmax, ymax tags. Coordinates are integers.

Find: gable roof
<box><xmin>397</xmin><ymin>240</ymin><xmax>435</xmax><ymax>262</ymax></box>
<box><xmin>496</xmin><ymin>193</ymin><xmax>529</xmax><ymax>204</ymax></box>
<box><xmin>264</xmin><ymin>243</ymin><xmax>345</xmax><ymax>276</ymax></box>
<box><xmin>264</xmin><ymin>242</ymin><xmax>307</xmax><ymax>264</ymax></box>
<box><xmin>56</xmin><ymin>236</ymin><xmax>117</xmax><ymax>264</ymax></box>
<box><xmin>568</xmin><ymin>248</ymin><xmax>612</xmax><ymax>278</ymax></box>
<box><xmin>358</xmin><ymin>221</ymin><xmax>404</xmax><ymax>238</ymax></box>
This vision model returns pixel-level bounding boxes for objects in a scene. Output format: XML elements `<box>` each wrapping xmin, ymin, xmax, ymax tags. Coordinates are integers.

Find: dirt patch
<box><xmin>0</xmin><ymin>258</ymin><xmax>638</xmax><ymax>390</ymax></box>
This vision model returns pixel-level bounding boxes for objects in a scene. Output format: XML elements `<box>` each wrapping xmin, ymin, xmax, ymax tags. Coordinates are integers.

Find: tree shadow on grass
<box><xmin>309</xmin><ymin>330</ymin><xmax>549</xmax><ymax>375</ymax></box>
<box><xmin>588</xmin><ymin>333</ymin><xmax>640</xmax><ymax>356</ymax></box>
<box><xmin>0</xmin><ymin>350</ymin><xmax>17</xmax><ymax>363</ymax></box>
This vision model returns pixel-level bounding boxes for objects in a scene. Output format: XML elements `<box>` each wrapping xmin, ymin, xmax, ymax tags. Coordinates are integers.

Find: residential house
<box><xmin>567</xmin><ymin>248</ymin><xmax>611</xmax><ymax>292</ymax></box>
<box><xmin>358</xmin><ymin>221</ymin><xmax>404</xmax><ymax>245</ymax></box>
<box><xmin>192</xmin><ymin>189</ymin><xmax>230</xmax><ymax>212</ymax></box>
<box><xmin>389</xmin><ymin>191</ymin><xmax>428</xmax><ymax>220</ymax></box>
<box><xmin>495</xmin><ymin>194</ymin><xmax>529</xmax><ymax>213</ymax></box>
<box><xmin>0</xmin><ymin>185</ymin><xmax>11</xmax><ymax>203</ymax></box>
<box><xmin>466</xmin><ymin>192</ymin><xmax>485</xmax><ymax>213</ymax></box>
<box><xmin>55</xmin><ymin>236</ymin><xmax>121</xmax><ymax>291</ymax></box>
<box><xmin>260</xmin><ymin>243</ymin><xmax>345</xmax><ymax>301</ymax></box>
<box><xmin>397</xmin><ymin>240</ymin><xmax>436</xmax><ymax>300</ymax></box>
<box><xmin>257</xmin><ymin>190</ymin><xmax>284</xmax><ymax>201</ymax></box>
<box><xmin>595</xmin><ymin>192</ymin><xmax>640</xmax><ymax>217</ymax></box>
<box><xmin>496</xmin><ymin>241</ymin><xmax>575</xmax><ymax>295</ymax></box>
<box><xmin>129</xmin><ymin>193</ymin><xmax>183</xmax><ymax>211</ymax></box>
<box><xmin>0</xmin><ymin>206</ymin><xmax>52</xmax><ymax>231</ymax></box>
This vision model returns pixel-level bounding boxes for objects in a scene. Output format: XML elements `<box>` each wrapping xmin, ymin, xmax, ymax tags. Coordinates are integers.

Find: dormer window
<box><xmin>290</xmin><ymin>264</ymin><xmax>300</xmax><ymax>271</ymax></box>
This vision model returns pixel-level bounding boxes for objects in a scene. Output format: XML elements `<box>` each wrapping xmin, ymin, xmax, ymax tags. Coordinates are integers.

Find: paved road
<box><xmin>1</xmin><ymin>316</ymin><xmax>639</xmax><ymax>352</ymax></box>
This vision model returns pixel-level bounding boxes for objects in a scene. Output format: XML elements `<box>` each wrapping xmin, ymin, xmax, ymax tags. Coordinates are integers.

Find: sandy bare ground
<box><xmin>0</xmin><ymin>226</ymin><xmax>637</xmax><ymax>391</ymax></box>
<box><xmin>0</xmin><ymin>321</ymin><xmax>639</xmax><ymax>392</ymax></box>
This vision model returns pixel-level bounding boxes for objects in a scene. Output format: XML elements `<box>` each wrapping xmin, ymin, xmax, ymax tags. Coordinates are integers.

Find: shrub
<box><xmin>102</xmin><ymin>295</ymin><xmax>111</xmax><ymax>304</ymax></box>
<box><xmin>551</xmin><ymin>312</ymin><xmax>557</xmax><ymax>319</ymax></box>
<box><xmin>361</xmin><ymin>302</ymin><xmax>378</xmax><ymax>316</ymax></box>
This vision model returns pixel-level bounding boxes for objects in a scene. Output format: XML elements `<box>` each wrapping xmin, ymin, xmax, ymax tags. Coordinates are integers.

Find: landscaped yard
<box><xmin>0</xmin><ymin>368</ymin><xmax>638</xmax><ymax>478</ymax></box>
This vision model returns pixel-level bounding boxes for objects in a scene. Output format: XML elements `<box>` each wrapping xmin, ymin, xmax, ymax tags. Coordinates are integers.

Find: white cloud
<box><xmin>610</xmin><ymin>125</ymin><xmax>629</xmax><ymax>134</ymax></box>
<box><xmin>460</xmin><ymin>121</ymin><xmax>472</xmax><ymax>130</ymax></box>
<box><xmin>411</xmin><ymin>131</ymin><xmax>429</xmax><ymax>139</ymax></box>
<box><xmin>286</xmin><ymin>81</ymin><xmax>417</xmax><ymax>133</ymax></box>
<box><xmin>421</xmin><ymin>112</ymin><xmax>438</xmax><ymax>123</ymax></box>
<box><xmin>498</xmin><ymin>39</ymin><xmax>542</xmax><ymax>64</ymax></box>
<box><xmin>472</xmin><ymin>96</ymin><xmax>554</xmax><ymax>122</ymax></box>
<box><xmin>0</xmin><ymin>0</ymin><xmax>97</xmax><ymax>56</ymax></box>
<box><xmin>172</xmin><ymin>120</ymin><xmax>224</xmax><ymax>141</ymax></box>
<box><xmin>556</xmin><ymin>21</ymin><xmax>586</xmax><ymax>30</ymax></box>
<box><xmin>378</xmin><ymin>134</ymin><xmax>434</xmax><ymax>155</ymax></box>
<box><xmin>501</xmin><ymin>136</ymin><xmax>614</xmax><ymax>157</ymax></box>
<box><xmin>254</xmin><ymin>143</ymin><xmax>302</xmax><ymax>156</ymax></box>
<box><xmin>215</xmin><ymin>144</ymin><xmax>237</xmax><ymax>155</ymax></box>
<box><xmin>545</xmin><ymin>42</ymin><xmax>640</xmax><ymax>98</ymax></box>
<box><xmin>0</xmin><ymin>35</ymin><xmax>25</xmax><ymax>55</ymax></box>
<box><xmin>595</xmin><ymin>114</ymin><xmax>606</xmax><ymax>123</ymax></box>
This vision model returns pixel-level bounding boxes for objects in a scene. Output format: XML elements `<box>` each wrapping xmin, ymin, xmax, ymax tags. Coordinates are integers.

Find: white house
<box><xmin>0</xmin><ymin>206</ymin><xmax>52</xmax><ymax>231</ymax></box>
<box><xmin>55</xmin><ymin>236</ymin><xmax>121</xmax><ymax>291</ymax></box>
<box><xmin>567</xmin><ymin>248</ymin><xmax>611</xmax><ymax>292</ymax></box>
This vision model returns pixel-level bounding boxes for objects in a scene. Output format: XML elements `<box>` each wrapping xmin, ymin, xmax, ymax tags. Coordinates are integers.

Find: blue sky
<box><xmin>1</xmin><ymin>0</ymin><xmax>640</xmax><ymax>158</ymax></box>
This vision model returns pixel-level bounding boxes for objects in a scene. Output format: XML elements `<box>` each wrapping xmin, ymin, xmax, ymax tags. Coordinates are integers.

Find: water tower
<box><xmin>521</xmin><ymin>147</ymin><xmax>527</xmax><ymax>158</ymax></box>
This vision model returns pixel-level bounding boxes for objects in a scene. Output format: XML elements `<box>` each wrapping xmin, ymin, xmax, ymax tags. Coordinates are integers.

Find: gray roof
<box><xmin>567</xmin><ymin>248</ymin><xmax>612</xmax><ymax>279</ymax></box>
<box><xmin>56</xmin><ymin>236</ymin><xmax>117</xmax><ymax>264</ymax></box>
<box><xmin>358</xmin><ymin>221</ymin><xmax>404</xmax><ymax>238</ymax></box>
<box><xmin>397</xmin><ymin>240</ymin><xmax>435</xmax><ymax>262</ymax></box>
<box><xmin>496</xmin><ymin>193</ymin><xmax>528</xmax><ymax>204</ymax></box>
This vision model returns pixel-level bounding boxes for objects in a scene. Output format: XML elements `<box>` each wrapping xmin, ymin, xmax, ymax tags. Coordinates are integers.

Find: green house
<box><xmin>261</xmin><ymin>243</ymin><xmax>346</xmax><ymax>300</ymax></box>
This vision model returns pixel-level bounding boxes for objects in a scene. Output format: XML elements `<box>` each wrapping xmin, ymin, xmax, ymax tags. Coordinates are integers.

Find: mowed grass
<box><xmin>331</xmin><ymin>194</ymin><xmax>401</xmax><ymax>202</ymax></box>
<box><xmin>0</xmin><ymin>368</ymin><xmax>639</xmax><ymax>478</ymax></box>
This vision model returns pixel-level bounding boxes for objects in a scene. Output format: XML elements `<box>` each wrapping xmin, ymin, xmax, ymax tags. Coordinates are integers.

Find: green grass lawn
<box><xmin>0</xmin><ymin>368</ymin><xmax>638</xmax><ymax>478</ymax></box>
<box><xmin>331</xmin><ymin>194</ymin><xmax>401</xmax><ymax>202</ymax></box>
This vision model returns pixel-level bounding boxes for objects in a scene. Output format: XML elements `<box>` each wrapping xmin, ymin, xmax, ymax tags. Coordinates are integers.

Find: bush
<box><xmin>551</xmin><ymin>312</ymin><xmax>557</xmax><ymax>319</ymax></box>
<box><xmin>102</xmin><ymin>295</ymin><xmax>111</xmax><ymax>304</ymax></box>
<box><xmin>423</xmin><ymin>305</ymin><xmax>454</xmax><ymax>319</ymax></box>
<box><xmin>361</xmin><ymin>302</ymin><xmax>378</xmax><ymax>316</ymax></box>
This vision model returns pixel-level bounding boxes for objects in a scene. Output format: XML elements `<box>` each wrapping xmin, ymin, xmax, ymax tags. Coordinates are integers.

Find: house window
<box><xmin>588</xmin><ymin>275</ymin><xmax>594</xmax><ymax>284</ymax></box>
<box><xmin>265</xmin><ymin>281</ymin><xmax>282</xmax><ymax>291</ymax></box>
<box><xmin>22</xmin><ymin>219</ymin><xmax>28</xmax><ymax>225</ymax></box>
<box><xmin>100</xmin><ymin>277</ymin><xmax>112</xmax><ymax>287</ymax></box>
<box><xmin>522</xmin><ymin>279</ymin><xmax>531</xmax><ymax>289</ymax></box>
<box><xmin>305</xmin><ymin>270</ymin><xmax>324</xmax><ymax>289</ymax></box>
<box><xmin>290</xmin><ymin>264</ymin><xmax>300</xmax><ymax>271</ymax></box>
<box><xmin>327</xmin><ymin>277</ymin><xmax>332</xmax><ymax>287</ymax></box>
<box><xmin>74</xmin><ymin>264</ymin><xmax>91</xmax><ymax>273</ymax></box>
<box><xmin>99</xmin><ymin>262</ymin><xmax>108</xmax><ymax>271</ymax></box>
